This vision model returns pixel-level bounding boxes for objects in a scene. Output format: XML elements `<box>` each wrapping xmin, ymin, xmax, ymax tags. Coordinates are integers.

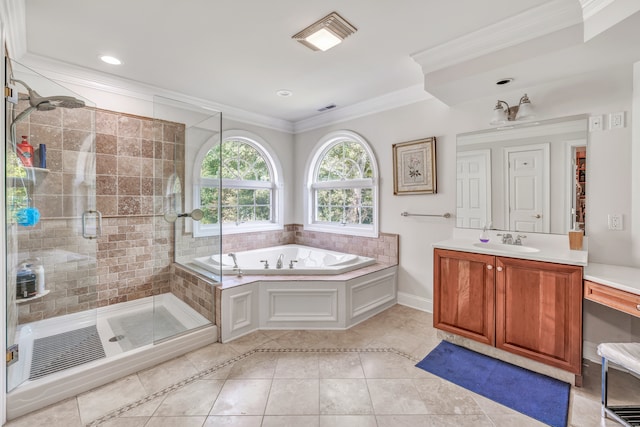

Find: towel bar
<box><xmin>400</xmin><ymin>211</ymin><xmax>451</xmax><ymax>218</ymax></box>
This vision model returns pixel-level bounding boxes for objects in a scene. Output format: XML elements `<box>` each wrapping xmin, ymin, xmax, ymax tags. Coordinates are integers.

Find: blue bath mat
<box><xmin>416</xmin><ymin>341</ymin><xmax>570</xmax><ymax>427</ymax></box>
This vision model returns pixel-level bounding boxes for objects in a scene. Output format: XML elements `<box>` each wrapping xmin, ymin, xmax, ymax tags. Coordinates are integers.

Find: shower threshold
<box><xmin>7</xmin><ymin>293</ymin><xmax>217</xmax><ymax>420</ymax></box>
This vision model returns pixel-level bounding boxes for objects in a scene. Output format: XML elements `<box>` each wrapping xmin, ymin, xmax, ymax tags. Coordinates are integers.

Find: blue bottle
<box><xmin>38</xmin><ymin>144</ymin><xmax>46</xmax><ymax>168</ymax></box>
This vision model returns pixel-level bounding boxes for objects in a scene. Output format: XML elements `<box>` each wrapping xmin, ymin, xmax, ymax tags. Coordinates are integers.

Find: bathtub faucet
<box><xmin>276</xmin><ymin>253</ymin><xmax>284</xmax><ymax>269</ymax></box>
<box><xmin>228</xmin><ymin>253</ymin><xmax>238</xmax><ymax>269</ymax></box>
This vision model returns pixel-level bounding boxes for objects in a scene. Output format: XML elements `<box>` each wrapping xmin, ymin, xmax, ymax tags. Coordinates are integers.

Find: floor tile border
<box><xmin>86</xmin><ymin>347</ymin><xmax>419</xmax><ymax>426</ymax></box>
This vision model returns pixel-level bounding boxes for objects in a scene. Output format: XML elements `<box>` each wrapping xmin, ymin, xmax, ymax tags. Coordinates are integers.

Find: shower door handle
<box><xmin>82</xmin><ymin>210</ymin><xmax>102</xmax><ymax>239</ymax></box>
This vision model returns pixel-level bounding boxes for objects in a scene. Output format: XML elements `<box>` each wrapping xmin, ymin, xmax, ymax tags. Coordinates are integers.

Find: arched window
<box><xmin>306</xmin><ymin>130</ymin><xmax>379</xmax><ymax>237</ymax></box>
<box><xmin>193</xmin><ymin>130</ymin><xmax>282</xmax><ymax>236</ymax></box>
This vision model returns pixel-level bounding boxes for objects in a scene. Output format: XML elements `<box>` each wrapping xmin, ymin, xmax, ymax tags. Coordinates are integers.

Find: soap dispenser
<box><xmin>479</xmin><ymin>222</ymin><xmax>491</xmax><ymax>243</ymax></box>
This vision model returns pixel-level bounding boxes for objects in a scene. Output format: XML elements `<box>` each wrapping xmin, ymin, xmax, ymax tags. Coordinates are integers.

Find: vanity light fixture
<box><xmin>490</xmin><ymin>93</ymin><xmax>535</xmax><ymax>125</ymax></box>
<box><xmin>292</xmin><ymin>12</ymin><xmax>357</xmax><ymax>52</ymax></box>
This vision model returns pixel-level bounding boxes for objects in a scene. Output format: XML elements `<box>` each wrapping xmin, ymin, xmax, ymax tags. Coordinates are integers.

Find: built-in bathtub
<box><xmin>193</xmin><ymin>244</ymin><xmax>376</xmax><ymax>276</ymax></box>
<box><xmin>200</xmin><ymin>245</ymin><xmax>397</xmax><ymax>342</ymax></box>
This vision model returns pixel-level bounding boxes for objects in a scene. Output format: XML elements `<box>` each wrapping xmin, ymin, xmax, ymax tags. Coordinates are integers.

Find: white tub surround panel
<box><xmin>219</xmin><ymin>266</ymin><xmax>397</xmax><ymax>342</ymax></box>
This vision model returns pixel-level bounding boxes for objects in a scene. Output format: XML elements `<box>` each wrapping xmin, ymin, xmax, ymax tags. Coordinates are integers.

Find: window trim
<box><xmin>305</xmin><ymin>130</ymin><xmax>379</xmax><ymax>238</ymax></box>
<box><xmin>193</xmin><ymin>130</ymin><xmax>284</xmax><ymax>237</ymax></box>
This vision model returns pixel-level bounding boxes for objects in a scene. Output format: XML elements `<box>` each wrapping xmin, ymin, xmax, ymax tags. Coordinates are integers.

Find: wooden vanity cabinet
<box><xmin>433</xmin><ymin>249</ymin><xmax>495</xmax><ymax>346</ymax></box>
<box><xmin>495</xmin><ymin>256</ymin><xmax>583</xmax><ymax>374</ymax></box>
<box><xmin>434</xmin><ymin>248</ymin><xmax>583</xmax><ymax>375</ymax></box>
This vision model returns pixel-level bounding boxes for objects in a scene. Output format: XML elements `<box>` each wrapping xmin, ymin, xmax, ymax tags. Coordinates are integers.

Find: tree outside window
<box><xmin>308</xmin><ymin>132</ymin><xmax>378</xmax><ymax>237</ymax></box>
<box><xmin>199</xmin><ymin>138</ymin><xmax>274</xmax><ymax>226</ymax></box>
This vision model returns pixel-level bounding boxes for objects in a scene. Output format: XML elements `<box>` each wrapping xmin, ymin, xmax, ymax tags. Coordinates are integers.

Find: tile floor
<box><xmin>5</xmin><ymin>304</ymin><xmax>640</xmax><ymax>427</ymax></box>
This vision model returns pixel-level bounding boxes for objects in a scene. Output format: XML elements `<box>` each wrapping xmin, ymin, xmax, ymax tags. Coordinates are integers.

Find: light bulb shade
<box><xmin>515</xmin><ymin>101</ymin><xmax>534</xmax><ymax>120</ymax></box>
<box><xmin>490</xmin><ymin>102</ymin><xmax>507</xmax><ymax>125</ymax></box>
<box><xmin>305</xmin><ymin>28</ymin><xmax>342</xmax><ymax>51</ymax></box>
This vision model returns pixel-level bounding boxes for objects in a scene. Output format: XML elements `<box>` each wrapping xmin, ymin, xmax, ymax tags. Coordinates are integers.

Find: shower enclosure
<box><xmin>4</xmin><ymin>60</ymin><xmax>221</xmax><ymax>418</ymax></box>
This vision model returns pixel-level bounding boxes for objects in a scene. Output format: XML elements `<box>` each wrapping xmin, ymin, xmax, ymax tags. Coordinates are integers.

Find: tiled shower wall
<box><xmin>13</xmin><ymin>104</ymin><xmax>186</xmax><ymax>324</ymax></box>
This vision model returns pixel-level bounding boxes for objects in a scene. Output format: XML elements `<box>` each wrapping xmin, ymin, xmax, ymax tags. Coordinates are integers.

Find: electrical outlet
<box><xmin>589</xmin><ymin>115</ymin><xmax>603</xmax><ymax>131</ymax></box>
<box><xmin>608</xmin><ymin>214</ymin><xmax>623</xmax><ymax>230</ymax></box>
<box><xmin>609</xmin><ymin>112</ymin><xmax>625</xmax><ymax>129</ymax></box>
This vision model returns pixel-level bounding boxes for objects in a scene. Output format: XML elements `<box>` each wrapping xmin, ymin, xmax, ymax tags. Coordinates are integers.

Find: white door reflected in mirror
<box><xmin>456</xmin><ymin>115</ymin><xmax>588</xmax><ymax>235</ymax></box>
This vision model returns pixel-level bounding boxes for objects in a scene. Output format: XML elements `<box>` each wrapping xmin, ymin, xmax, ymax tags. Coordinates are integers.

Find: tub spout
<box><xmin>276</xmin><ymin>253</ymin><xmax>284</xmax><ymax>269</ymax></box>
<box><xmin>228</xmin><ymin>253</ymin><xmax>238</xmax><ymax>269</ymax></box>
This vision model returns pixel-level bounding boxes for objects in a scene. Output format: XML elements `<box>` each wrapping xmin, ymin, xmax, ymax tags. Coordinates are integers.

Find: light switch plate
<box><xmin>609</xmin><ymin>112</ymin><xmax>625</xmax><ymax>129</ymax></box>
<box><xmin>589</xmin><ymin>115</ymin><xmax>603</xmax><ymax>131</ymax></box>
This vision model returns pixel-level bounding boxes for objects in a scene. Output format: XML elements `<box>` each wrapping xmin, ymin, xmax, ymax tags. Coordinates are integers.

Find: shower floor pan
<box><xmin>7</xmin><ymin>293</ymin><xmax>217</xmax><ymax>420</ymax></box>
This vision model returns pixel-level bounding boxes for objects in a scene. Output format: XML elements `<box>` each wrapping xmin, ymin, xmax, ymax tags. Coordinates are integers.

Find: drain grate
<box><xmin>29</xmin><ymin>325</ymin><xmax>106</xmax><ymax>380</ymax></box>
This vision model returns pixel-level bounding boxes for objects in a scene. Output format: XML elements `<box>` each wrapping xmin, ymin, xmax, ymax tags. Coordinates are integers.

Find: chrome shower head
<box><xmin>12</xmin><ymin>78</ymin><xmax>85</xmax><ymax>110</ymax></box>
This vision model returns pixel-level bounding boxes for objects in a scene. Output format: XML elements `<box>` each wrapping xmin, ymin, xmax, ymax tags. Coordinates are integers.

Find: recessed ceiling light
<box><xmin>276</xmin><ymin>89</ymin><xmax>293</xmax><ymax>97</ymax></box>
<box><xmin>495</xmin><ymin>78</ymin><xmax>513</xmax><ymax>85</ymax></box>
<box><xmin>100</xmin><ymin>55</ymin><xmax>122</xmax><ymax>65</ymax></box>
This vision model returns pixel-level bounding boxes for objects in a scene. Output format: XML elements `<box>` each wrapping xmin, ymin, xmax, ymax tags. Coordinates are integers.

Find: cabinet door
<box><xmin>434</xmin><ymin>249</ymin><xmax>495</xmax><ymax>345</ymax></box>
<box><xmin>495</xmin><ymin>257</ymin><xmax>583</xmax><ymax>374</ymax></box>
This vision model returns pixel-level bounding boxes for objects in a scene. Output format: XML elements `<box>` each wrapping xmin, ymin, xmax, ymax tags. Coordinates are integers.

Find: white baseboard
<box><xmin>397</xmin><ymin>292</ymin><xmax>433</xmax><ymax>313</ymax></box>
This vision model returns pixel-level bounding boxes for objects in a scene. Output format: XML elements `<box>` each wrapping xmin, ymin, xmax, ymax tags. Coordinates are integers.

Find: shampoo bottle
<box><xmin>16</xmin><ymin>136</ymin><xmax>34</xmax><ymax>167</ymax></box>
<box><xmin>35</xmin><ymin>262</ymin><xmax>45</xmax><ymax>294</ymax></box>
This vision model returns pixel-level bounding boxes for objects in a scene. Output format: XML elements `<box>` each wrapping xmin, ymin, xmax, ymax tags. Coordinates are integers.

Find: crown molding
<box><xmin>292</xmin><ymin>84</ymin><xmax>432</xmax><ymax>133</ymax></box>
<box><xmin>15</xmin><ymin>53</ymin><xmax>431</xmax><ymax>135</ymax></box>
<box><xmin>16</xmin><ymin>53</ymin><xmax>295</xmax><ymax>133</ymax></box>
<box><xmin>0</xmin><ymin>0</ymin><xmax>27</xmax><ymax>59</ymax></box>
<box><xmin>411</xmin><ymin>0</ymin><xmax>583</xmax><ymax>75</ymax></box>
<box><xmin>580</xmin><ymin>0</ymin><xmax>615</xmax><ymax>20</ymax></box>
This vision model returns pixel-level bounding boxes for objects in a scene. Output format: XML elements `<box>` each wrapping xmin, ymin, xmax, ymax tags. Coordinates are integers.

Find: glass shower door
<box><xmin>5</xmin><ymin>60</ymin><xmax>98</xmax><ymax>391</ymax></box>
<box><xmin>152</xmin><ymin>96</ymin><xmax>220</xmax><ymax>344</ymax></box>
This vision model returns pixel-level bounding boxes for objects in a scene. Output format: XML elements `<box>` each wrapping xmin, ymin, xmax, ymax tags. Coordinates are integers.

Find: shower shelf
<box><xmin>16</xmin><ymin>289</ymin><xmax>50</xmax><ymax>304</ymax></box>
<box><xmin>9</xmin><ymin>167</ymin><xmax>49</xmax><ymax>186</ymax></box>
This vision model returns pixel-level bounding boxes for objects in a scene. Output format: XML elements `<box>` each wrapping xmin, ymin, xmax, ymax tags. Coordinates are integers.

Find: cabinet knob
<box><xmin>497</xmin><ymin>266</ymin><xmax>503</xmax><ymax>272</ymax></box>
<box><xmin>636</xmin><ymin>304</ymin><xmax>640</xmax><ymax>311</ymax></box>
<box><xmin>487</xmin><ymin>265</ymin><xmax>493</xmax><ymax>270</ymax></box>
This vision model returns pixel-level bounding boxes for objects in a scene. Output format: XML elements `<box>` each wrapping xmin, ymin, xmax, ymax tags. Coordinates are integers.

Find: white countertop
<box><xmin>584</xmin><ymin>263</ymin><xmax>640</xmax><ymax>296</ymax></box>
<box><xmin>433</xmin><ymin>228</ymin><xmax>588</xmax><ymax>267</ymax></box>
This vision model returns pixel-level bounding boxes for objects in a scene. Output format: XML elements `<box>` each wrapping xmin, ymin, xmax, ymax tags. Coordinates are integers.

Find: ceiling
<box><xmin>7</xmin><ymin>0</ymin><xmax>640</xmax><ymax>128</ymax></box>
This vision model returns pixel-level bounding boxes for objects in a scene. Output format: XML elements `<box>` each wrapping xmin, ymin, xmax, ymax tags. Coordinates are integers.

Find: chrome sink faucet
<box><xmin>514</xmin><ymin>234</ymin><xmax>527</xmax><ymax>246</ymax></box>
<box><xmin>276</xmin><ymin>253</ymin><xmax>284</xmax><ymax>269</ymax></box>
<box><xmin>497</xmin><ymin>233</ymin><xmax>513</xmax><ymax>245</ymax></box>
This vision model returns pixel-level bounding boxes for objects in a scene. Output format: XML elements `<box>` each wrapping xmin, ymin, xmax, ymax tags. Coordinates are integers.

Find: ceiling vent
<box><xmin>317</xmin><ymin>104</ymin><xmax>337</xmax><ymax>112</ymax></box>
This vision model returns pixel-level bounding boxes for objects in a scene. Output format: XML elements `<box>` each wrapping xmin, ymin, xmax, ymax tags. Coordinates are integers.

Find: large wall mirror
<box><xmin>456</xmin><ymin>115</ymin><xmax>588</xmax><ymax>235</ymax></box>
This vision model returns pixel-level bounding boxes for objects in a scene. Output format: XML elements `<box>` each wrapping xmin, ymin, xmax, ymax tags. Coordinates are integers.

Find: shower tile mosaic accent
<box><xmin>14</xmin><ymin>107</ymin><xmax>184</xmax><ymax>324</ymax></box>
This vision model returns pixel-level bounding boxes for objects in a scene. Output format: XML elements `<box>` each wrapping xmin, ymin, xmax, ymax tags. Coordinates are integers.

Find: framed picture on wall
<box><xmin>392</xmin><ymin>137</ymin><xmax>437</xmax><ymax>195</ymax></box>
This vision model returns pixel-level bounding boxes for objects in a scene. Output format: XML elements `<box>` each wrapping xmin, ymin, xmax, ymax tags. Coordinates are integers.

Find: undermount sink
<box><xmin>472</xmin><ymin>242</ymin><xmax>540</xmax><ymax>253</ymax></box>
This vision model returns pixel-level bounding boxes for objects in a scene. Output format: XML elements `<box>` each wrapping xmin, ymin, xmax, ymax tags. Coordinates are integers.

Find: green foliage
<box><xmin>314</xmin><ymin>140</ymin><xmax>375</xmax><ymax>226</ymax></box>
<box><xmin>315</xmin><ymin>188</ymin><xmax>373</xmax><ymax>225</ymax></box>
<box><xmin>201</xmin><ymin>139</ymin><xmax>270</xmax><ymax>181</ymax></box>
<box><xmin>317</xmin><ymin>141</ymin><xmax>372</xmax><ymax>182</ymax></box>
<box><xmin>199</xmin><ymin>139</ymin><xmax>273</xmax><ymax>225</ymax></box>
